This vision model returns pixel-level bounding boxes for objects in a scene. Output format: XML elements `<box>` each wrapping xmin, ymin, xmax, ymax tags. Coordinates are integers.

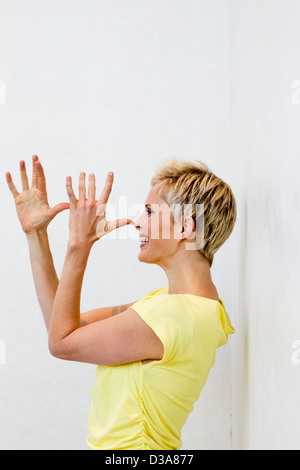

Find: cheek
<box><xmin>152</xmin><ymin>212</ymin><xmax>168</xmax><ymax>238</ymax></box>
<box><xmin>160</xmin><ymin>218</ymin><xmax>175</xmax><ymax>241</ymax></box>
<box><xmin>135</xmin><ymin>213</ymin><xmax>150</xmax><ymax>233</ymax></box>
<box><xmin>147</xmin><ymin>215</ymin><xmax>159</xmax><ymax>239</ymax></box>
<box><xmin>148</xmin><ymin>213</ymin><xmax>174</xmax><ymax>241</ymax></box>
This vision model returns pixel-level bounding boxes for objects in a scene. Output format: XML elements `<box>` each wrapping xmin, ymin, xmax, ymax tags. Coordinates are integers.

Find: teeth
<box><xmin>140</xmin><ymin>238</ymin><xmax>149</xmax><ymax>243</ymax></box>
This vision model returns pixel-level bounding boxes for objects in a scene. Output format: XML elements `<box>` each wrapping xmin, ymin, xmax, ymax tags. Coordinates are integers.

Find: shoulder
<box><xmin>137</xmin><ymin>287</ymin><xmax>168</xmax><ymax>301</ymax></box>
<box><xmin>130</xmin><ymin>289</ymin><xmax>178</xmax><ymax>317</ymax></box>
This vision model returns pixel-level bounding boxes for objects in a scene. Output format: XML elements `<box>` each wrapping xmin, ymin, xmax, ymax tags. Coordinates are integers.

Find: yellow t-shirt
<box><xmin>86</xmin><ymin>287</ymin><xmax>234</xmax><ymax>450</ymax></box>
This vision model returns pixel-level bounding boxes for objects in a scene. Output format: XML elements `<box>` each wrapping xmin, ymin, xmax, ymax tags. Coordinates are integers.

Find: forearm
<box><xmin>48</xmin><ymin>242</ymin><xmax>92</xmax><ymax>351</ymax></box>
<box><xmin>26</xmin><ymin>229</ymin><xmax>59</xmax><ymax>332</ymax></box>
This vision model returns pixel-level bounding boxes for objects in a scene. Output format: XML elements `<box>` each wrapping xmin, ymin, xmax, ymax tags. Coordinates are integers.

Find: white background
<box><xmin>229</xmin><ymin>0</ymin><xmax>300</xmax><ymax>450</ymax></box>
<box><xmin>0</xmin><ymin>0</ymin><xmax>299</xmax><ymax>450</ymax></box>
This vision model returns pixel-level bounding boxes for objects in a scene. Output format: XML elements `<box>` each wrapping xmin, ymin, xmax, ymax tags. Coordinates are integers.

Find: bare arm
<box><xmin>80</xmin><ymin>301</ymin><xmax>137</xmax><ymax>326</ymax></box>
<box><xmin>6</xmin><ymin>155</ymin><xmax>69</xmax><ymax>331</ymax></box>
<box><xmin>48</xmin><ymin>243</ymin><xmax>163</xmax><ymax>366</ymax></box>
<box><xmin>26</xmin><ymin>229</ymin><xmax>59</xmax><ymax>331</ymax></box>
<box><xmin>7</xmin><ymin>156</ymin><xmax>135</xmax><ymax>333</ymax></box>
<box><xmin>26</xmin><ymin>229</ymin><xmax>137</xmax><ymax>330</ymax></box>
<box><xmin>47</xmin><ymin>171</ymin><xmax>163</xmax><ymax>366</ymax></box>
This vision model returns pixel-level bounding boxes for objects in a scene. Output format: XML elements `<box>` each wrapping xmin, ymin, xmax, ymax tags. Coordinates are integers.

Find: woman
<box><xmin>6</xmin><ymin>155</ymin><xmax>236</xmax><ymax>450</ymax></box>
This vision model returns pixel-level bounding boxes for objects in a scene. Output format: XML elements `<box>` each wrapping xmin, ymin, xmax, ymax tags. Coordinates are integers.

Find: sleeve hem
<box><xmin>129</xmin><ymin>305</ymin><xmax>170</xmax><ymax>364</ymax></box>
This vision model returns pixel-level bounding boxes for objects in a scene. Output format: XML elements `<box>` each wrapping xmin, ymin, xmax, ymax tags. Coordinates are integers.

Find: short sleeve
<box><xmin>130</xmin><ymin>296</ymin><xmax>179</xmax><ymax>364</ymax></box>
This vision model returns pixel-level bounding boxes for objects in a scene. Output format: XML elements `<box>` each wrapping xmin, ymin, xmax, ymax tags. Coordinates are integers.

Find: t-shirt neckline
<box><xmin>162</xmin><ymin>288</ymin><xmax>222</xmax><ymax>305</ymax></box>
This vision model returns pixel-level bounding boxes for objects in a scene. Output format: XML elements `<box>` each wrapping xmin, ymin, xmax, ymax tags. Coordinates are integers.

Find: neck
<box><xmin>158</xmin><ymin>251</ymin><xmax>215</xmax><ymax>295</ymax></box>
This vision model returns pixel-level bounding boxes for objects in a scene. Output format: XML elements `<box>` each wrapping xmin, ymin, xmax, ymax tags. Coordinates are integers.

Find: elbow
<box><xmin>48</xmin><ymin>339</ymin><xmax>59</xmax><ymax>358</ymax></box>
<box><xmin>48</xmin><ymin>335</ymin><xmax>74</xmax><ymax>361</ymax></box>
<box><xmin>48</xmin><ymin>337</ymin><xmax>64</xmax><ymax>359</ymax></box>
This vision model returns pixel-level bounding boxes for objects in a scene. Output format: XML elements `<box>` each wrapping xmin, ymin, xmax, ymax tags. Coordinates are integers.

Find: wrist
<box><xmin>26</xmin><ymin>228</ymin><xmax>48</xmax><ymax>242</ymax></box>
<box><xmin>67</xmin><ymin>239</ymin><xmax>93</xmax><ymax>254</ymax></box>
<box><xmin>65</xmin><ymin>241</ymin><xmax>92</xmax><ymax>273</ymax></box>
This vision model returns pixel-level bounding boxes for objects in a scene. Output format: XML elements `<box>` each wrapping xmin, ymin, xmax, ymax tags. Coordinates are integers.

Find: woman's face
<box><xmin>133</xmin><ymin>186</ymin><xmax>183</xmax><ymax>265</ymax></box>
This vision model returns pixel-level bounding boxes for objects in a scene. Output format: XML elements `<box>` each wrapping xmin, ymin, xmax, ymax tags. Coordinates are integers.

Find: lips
<box><xmin>139</xmin><ymin>234</ymin><xmax>149</xmax><ymax>246</ymax></box>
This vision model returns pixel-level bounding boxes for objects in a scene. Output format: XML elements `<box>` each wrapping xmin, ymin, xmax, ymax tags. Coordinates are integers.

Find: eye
<box><xmin>145</xmin><ymin>208</ymin><xmax>152</xmax><ymax>216</ymax></box>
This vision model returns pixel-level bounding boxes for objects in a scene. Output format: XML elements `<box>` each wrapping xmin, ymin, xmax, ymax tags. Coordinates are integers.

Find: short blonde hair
<box><xmin>150</xmin><ymin>157</ymin><xmax>237</xmax><ymax>267</ymax></box>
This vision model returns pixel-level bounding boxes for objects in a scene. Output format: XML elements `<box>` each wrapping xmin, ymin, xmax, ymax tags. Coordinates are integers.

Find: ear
<box><xmin>181</xmin><ymin>217</ymin><xmax>196</xmax><ymax>240</ymax></box>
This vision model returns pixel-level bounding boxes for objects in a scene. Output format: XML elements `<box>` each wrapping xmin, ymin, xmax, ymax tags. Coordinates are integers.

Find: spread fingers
<box><xmin>20</xmin><ymin>160</ymin><xmax>30</xmax><ymax>191</ymax></box>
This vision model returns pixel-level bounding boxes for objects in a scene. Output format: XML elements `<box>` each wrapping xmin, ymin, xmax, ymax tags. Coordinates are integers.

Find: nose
<box><xmin>133</xmin><ymin>210</ymin><xmax>149</xmax><ymax>233</ymax></box>
<box><xmin>133</xmin><ymin>215</ymin><xmax>142</xmax><ymax>231</ymax></box>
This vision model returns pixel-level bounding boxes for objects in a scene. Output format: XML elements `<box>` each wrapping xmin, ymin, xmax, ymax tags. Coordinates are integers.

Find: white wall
<box><xmin>229</xmin><ymin>0</ymin><xmax>300</xmax><ymax>450</ymax></box>
<box><xmin>0</xmin><ymin>1</ymin><xmax>234</xmax><ymax>450</ymax></box>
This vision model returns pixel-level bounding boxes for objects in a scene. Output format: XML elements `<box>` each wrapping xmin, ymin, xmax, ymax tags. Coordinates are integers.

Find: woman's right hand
<box><xmin>6</xmin><ymin>155</ymin><xmax>70</xmax><ymax>234</ymax></box>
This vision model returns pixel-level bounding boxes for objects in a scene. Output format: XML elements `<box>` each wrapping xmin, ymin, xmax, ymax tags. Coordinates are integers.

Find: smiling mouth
<box><xmin>139</xmin><ymin>237</ymin><xmax>149</xmax><ymax>247</ymax></box>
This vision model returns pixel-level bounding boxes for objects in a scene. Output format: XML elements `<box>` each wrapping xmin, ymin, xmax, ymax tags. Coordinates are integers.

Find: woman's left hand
<box><xmin>66</xmin><ymin>171</ymin><xmax>133</xmax><ymax>248</ymax></box>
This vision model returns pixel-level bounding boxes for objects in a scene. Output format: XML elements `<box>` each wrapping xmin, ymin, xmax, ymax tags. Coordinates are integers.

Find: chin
<box><xmin>138</xmin><ymin>247</ymin><xmax>152</xmax><ymax>263</ymax></box>
<box><xmin>138</xmin><ymin>252</ymin><xmax>151</xmax><ymax>263</ymax></box>
<box><xmin>138</xmin><ymin>249</ymin><xmax>161</xmax><ymax>266</ymax></box>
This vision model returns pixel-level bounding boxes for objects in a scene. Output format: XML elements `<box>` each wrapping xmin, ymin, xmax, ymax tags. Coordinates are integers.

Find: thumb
<box><xmin>48</xmin><ymin>202</ymin><xmax>70</xmax><ymax>219</ymax></box>
<box><xmin>107</xmin><ymin>218</ymin><xmax>133</xmax><ymax>233</ymax></box>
